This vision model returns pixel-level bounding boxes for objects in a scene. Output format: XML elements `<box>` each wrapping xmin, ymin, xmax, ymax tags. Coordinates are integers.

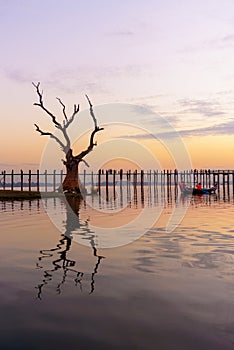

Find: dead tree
<box><xmin>33</xmin><ymin>82</ymin><xmax>104</xmax><ymax>193</ymax></box>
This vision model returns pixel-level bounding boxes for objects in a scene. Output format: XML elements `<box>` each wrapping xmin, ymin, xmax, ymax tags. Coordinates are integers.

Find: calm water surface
<box><xmin>0</xmin><ymin>190</ymin><xmax>234</xmax><ymax>350</ymax></box>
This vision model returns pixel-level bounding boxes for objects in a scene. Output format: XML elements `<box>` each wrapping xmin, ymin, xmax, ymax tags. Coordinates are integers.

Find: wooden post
<box><xmin>113</xmin><ymin>170</ymin><xmax>116</xmax><ymax>199</ymax></box>
<box><xmin>28</xmin><ymin>170</ymin><xmax>31</xmax><ymax>192</ymax></box>
<box><xmin>154</xmin><ymin>170</ymin><xmax>156</xmax><ymax>188</ymax></box>
<box><xmin>140</xmin><ymin>170</ymin><xmax>144</xmax><ymax>205</ymax></box>
<box><xmin>227</xmin><ymin>170</ymin><xmax>230</xmax><ymax>197</ymax></box>
<box><xmin>126</xmin><ymin>170</ymin><xmax>131</xmax><ymax>204</ymax></box>
<box><xmin>106</xmin><ymin>170</ymin><xmax>109</xmax><ymax>200</ymax></box>
<box><xmin>223</xmin><ymin>172</ymin><xmax>225</xmax><ymax>197</ymax></box>
<box><xmin>20</xmin><ymin>169</ymin><xmax>23</xmax><ymax>191</ymax></box>
<box><xmin>149</xmin><ymin>170</ymin><xmax>151</xmax><ymax>187</ymax></box>
<box><xmin>134</xmin><ymin>175</ymin><xmax>137</xmax><ymax>205</ymax></box>
<box><xmin>11</xmin><ymin>169</ymin><xmax>14</xmax><ymax>191</ymax></box>
<box><xmin>120</xmin><ymin>169</ymin><xmax>123</xmax><ymax>183</ymax></box>
<box><xmin>193</xmin><ymin>169</ymin><xmax>196</xmax><ymax>187</ymax></box>
<box><xmin>217</xmin><ymin>170</ymin><xmax>220</xmax><ymax>193</ymax></box>
<box><xmin>53</xmin><ymin>170</ymin><xmax>56</xmax><ymax>192</ymax></box>
<box><xmin>232</xmin><ymin>171</ymin><xmax>234</xmax><ymax>196</ymax></box>
<box><xmin>37</xmin><ymin>170</ymin><xmax>40</xmax><ymax>192</ymax></box>
<box><xmin>200</xmin><ymin>169</ymin><xmax>203</xmax><ymax>187</ymax></box>
<box><xmin>141</xmin><ymin>170</ymin><xmax>144</xmax><ymax>188</ymax></box>
<box><xmin>45</xmin><ymin>170</ymin><xmax>48</xmax><ymax>192</ymax></box>
<box><xmin>3</xmin><ymin>170</ymin><xmax>6</xmax><ymax>190</ymax></box>
<box><xmin>120</xmin><ymin>177</ymin><xmax>123</xmax><ymax>208</ymax></box>
<box><xmin>174</xmin><ymin>170</ymin><xmax>178</xmax><ymax>197</ymax></box>
<box><xmin>174</xmin><ymin>169</ymin><xmax>178</xmax><ymax>187</ymax></box>
<box><xmin>212</xmin><ymin>170</ymin><xmax>215</xmax><ymax>187</ymax></box>
<box><xmin>196</xmin><ymin>169</ymin><xmax>199</xmax><ymax>185</ymax></box>
<box><xmin>98</xmin><ymin>169</ymin><xmax>101</xmax><ymax>194</ymax></box>
<box><xmin>133</xmin><ymin>169</ymin><xmax>137</xmax><ymax>192</ymax></box>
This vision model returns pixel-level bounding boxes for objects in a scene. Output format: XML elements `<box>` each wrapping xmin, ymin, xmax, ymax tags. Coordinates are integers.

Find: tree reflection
<box><xmin>36</xmin><ymin>195</ymin><xmax>105</xmax><ymax>299</ymax></box>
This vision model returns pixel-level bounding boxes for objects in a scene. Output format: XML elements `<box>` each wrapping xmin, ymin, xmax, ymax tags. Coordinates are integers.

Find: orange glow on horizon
<box><xmin>1</xmin><ymin>121</ymin><xmax>234</xmax><ymax>171</ymax></box>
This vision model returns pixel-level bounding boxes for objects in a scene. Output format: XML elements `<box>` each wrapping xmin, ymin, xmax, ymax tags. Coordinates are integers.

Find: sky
<box><xmin>1</xmin><ymin>0</ymin><xmax>234</xmax><ymax>170</ymax></box>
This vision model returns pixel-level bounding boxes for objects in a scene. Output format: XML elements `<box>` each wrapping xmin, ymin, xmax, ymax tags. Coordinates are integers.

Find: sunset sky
<box><xmin>1</xmin><ymin>0</ymin><xmax>234</xmax><ymax>170</ymax></box>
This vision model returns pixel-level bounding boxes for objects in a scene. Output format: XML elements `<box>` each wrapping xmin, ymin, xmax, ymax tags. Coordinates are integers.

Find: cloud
<box><xmin>115</xmin><ymin>133</ymin><xmax>154</xmax><ymax>140</ymax></box>
<box><xmin>206</xmin><ymin>34</ymin><xmax>234</xmax><ymax>49</ymax></box>
<box><xmin>113</xmin><ymin>128</ymin><xmax>182</xmax><ymax>141</ymax></box>
<box><xmin>4</xmin><ymin>66</ymin><xmax>109</xmax><ymax>95</ymax></box>
<box><xmin>127</xmin><ymin>94</ymin><xmax>166</xmax><ymax>102</ymax></box>
<box><xmin>128</xmin><ymin>104</ymin><xmax>181</xmax><ymax>132</ymax></box>
<box><xmin>109</xmin><ymin>30</ymin><xmax>135</xmax><ymax>36</ymax></box>
<box><xmin>4</xmin><ymin>68</ymin><xmax>36</xmax><ymax>84</ymax></box>
<box><xmin>178</xmin><ymin>98</ymin><xmax>226</xmax><ymax>118</ymax></box>
<box><xmin>114</xmin><ymin>118</ymin><xmax>234</xmax><ymax>140</ymax></box>
<box><xmin>130</xmin><ymin>104</ymin><xmax>156</xmax><ymax>116</ymax></box>
<box><xmin>180</xmin><ymin>120</ymin><xmax>234</xmax><ymax>137</ymax></box>
<box><xmin>179</xmin><ymin>33</ymin><xmax>234</xmax><ymax>55</ymax></box>
<box><xmin>4</xmin><ymin>63</ymin><xmax>145</xmax><ymax>97</ymax></box>
<box><xmin>222</xmin><ymin>34</ymin><xmax>234</xmax><ymax>42</ymax></box>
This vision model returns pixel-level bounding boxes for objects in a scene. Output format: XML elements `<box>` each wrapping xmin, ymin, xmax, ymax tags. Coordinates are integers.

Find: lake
<box><xmin>0</xmin><ymin>187</ymin><xmax>234</xmax><ymax>350</ymax></box>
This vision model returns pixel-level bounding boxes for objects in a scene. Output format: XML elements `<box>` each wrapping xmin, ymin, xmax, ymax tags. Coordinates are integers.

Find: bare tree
<box><xmin>33</xmin><ymin>82</ymin><xmax>104</xmax><ymax>193</ymax></box>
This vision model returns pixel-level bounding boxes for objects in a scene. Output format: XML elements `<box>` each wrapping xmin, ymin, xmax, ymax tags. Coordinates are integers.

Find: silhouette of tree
<box><xmin>36</xmin><ymin>197</ymin><xmax>105</xmax><ymax>299</ymax></box>
<box><xmin>33</xmin><ymin>82</ymin><xmax>104</xmax><ymax>193</ymax></box>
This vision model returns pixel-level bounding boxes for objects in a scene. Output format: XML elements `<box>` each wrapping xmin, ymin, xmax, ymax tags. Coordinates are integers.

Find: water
<box><xmin>0</xmin><ymin>189</ymin><xmax>234</xmax><ymax>350</ymax></box>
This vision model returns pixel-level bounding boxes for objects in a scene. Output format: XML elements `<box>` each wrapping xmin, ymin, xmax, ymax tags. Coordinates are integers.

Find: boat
<box><xmin>179</xmin><ymin>183</ymin><xmax>217</xmax><ymax>195</ymax></box>
<box><xmin>192</xmin><ymin>188</ymin><xmax>216</xmax><ymax>195</ymax></box>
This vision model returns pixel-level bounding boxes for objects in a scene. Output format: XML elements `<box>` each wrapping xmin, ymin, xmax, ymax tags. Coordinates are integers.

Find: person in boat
<box><xmin>196</xmin><ymin>183</ymin><xmax>202</xmax><ymax>190</ymax></box>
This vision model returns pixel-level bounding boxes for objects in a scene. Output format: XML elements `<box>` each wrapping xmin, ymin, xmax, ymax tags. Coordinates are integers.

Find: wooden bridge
<box><xmin>0</xmin><ymin>169</ymin><xmax>234</xmax><ymax>195</ymax></box>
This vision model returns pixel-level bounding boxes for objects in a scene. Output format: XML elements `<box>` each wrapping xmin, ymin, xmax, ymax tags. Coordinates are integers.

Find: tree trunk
<box><xmin>61</xmin><ymin>149</ymin><xmax>83</xmax><ymax>194</ymax></box>
<box><xmin>63</xmin><ymin>162</ymin><xmax>80</xmax><ymax>193</ymax></box>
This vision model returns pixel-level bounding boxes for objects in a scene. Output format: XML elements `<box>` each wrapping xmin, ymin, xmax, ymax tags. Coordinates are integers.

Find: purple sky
<box><xmin>1</xmin><ymin>0</ymin><xmax>234</xmax><ymax>169</ymax></box>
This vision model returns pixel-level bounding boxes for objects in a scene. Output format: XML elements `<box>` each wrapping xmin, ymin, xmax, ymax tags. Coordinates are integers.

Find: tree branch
<box><xmin>75</xmin><ymin>126</ymin><xmax>104</xmax><ymax>160</ymax></box>
<box><xmin>32</xmin><ymin>82</ymin><xmax>62</xmax><ymax>129</ymax></box>
<box><xmin>33</xmin><ymin>84</ymin><xmax>104</xmax><ymax>162</ymax></box>
<box><xmin>56</xmin><ymin>97</ymin><xmax>68</xmax><ymax>122</ymax></box>
<box><xmin>33</xmin><ymin>82</ymin><xmax>72</xmax><ymax>152</ymax></box>
<box><xmin>85</xmin><ymin>94</ymin><xmax>97</xmax><ymax>128</ymax></box>
<box><xmin>75</xmin><ymin>96</ymin><xmax>103</xmax><ymax>160</ymax></box>
<box><xmin>34</xmin><ymin>124</ymin><xmax>66</xmax><ymax>151</ymax></box>
<box><xmin>81</xmin><ymin>159</ymin><xmax>90</xmax><ymax>167</ymax></box>
<box><xmin>64</xmin><ymin>104</ymin><xmax>80</xmax><ymax>128</ymax></box>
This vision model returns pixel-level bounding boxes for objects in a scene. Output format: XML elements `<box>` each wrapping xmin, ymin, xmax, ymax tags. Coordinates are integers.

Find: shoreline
<box><xmin>0</xmin><ymin>190</ymin><xmax>76</xmax><ymax>200</ymax></box>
